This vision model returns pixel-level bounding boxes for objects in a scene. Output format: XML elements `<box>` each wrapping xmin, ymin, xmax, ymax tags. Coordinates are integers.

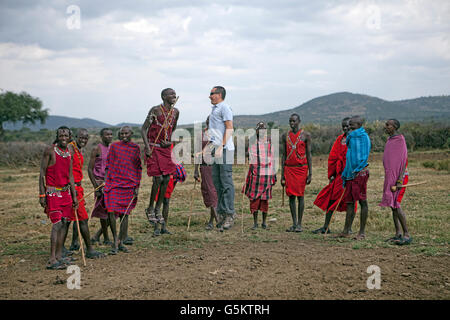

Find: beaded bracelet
<box><xmin>39</xmin><ymin>194</ymin><xmax>46</xmax><ymax>198</ymax></box>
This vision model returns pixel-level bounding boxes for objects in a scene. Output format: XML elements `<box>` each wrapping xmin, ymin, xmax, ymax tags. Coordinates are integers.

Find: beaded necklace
<box><xmin>54</xmin><ymin>145</ymin><xmax>71</xmax><ymax>158</ymax></box>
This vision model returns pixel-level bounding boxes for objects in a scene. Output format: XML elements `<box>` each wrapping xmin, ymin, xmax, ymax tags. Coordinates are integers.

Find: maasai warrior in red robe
<box><xmin>379</xmin><ymin>119</ymin><xmax>412</xmax><ymax>245</ymax></box>
<box><xmin>66</xmin><ymin>129</ymin><xmax>105</xmax><ymax>259</ymax></box>
<box><xmin>141</xmin><ymin>88</ymin><xmax>180</xmax><ymax>232</ymax></box>
<box><xmin>104</xmin><ymin>126</ymin><xmax>142</xmax><ymax>254</ymax></box>
<box><xmin>281</xmin><ymin>114</ymin><xmax>312</xmax><ymax>233</ymax></box>
<box><xmin>312</xmin><ymin>118</ymin><xmax>352</xmax><ymax>234</ymax></box>
<box><xmin>242</xmin><ymin>122</ymin><xmax>276</xmax><ymax>230</ymax></box>
<box><xmin>88</xmin><ymin>128</ymin><xmax>113</xmax><ymax>245</ymax></box>
<box><xmin>194</xmin><ymin>117</ymin><xmax>219</xmax><ymax>231</ymax></box>
<box><xmin>39</xmin><ymin>126</ymin><xmax>78</xmax><ymax>269</ymax></box>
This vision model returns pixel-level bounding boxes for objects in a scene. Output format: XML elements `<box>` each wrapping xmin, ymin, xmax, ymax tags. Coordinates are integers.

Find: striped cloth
<box><xmin>104</xmin><ymin>140</ymin><xmax>142</xmax><ymax>215</ymax></box>
<box><xmin>342</xmin><ymin>127</ymin><xmax>371</xmax><ymax>185</ymax></box>
<box><xmin>242</xmin><ymin>139</ymin><xmax>276</xmax><ymax>200</ymax></box>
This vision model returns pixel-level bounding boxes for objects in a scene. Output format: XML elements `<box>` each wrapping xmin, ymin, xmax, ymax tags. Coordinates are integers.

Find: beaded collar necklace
<box><xmin>54</xmin><ymin>145</ymin><xmax>71</xmax><ymax>158</ymax></box>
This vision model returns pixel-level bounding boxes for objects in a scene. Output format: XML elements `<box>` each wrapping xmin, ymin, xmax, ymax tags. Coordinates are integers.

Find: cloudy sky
<box><xmin>0</xmin><ymin>0</ymin><xmax>449</xmax><ymax>125</ymax></box>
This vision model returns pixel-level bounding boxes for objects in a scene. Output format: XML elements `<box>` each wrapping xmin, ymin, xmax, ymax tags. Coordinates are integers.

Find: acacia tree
<box><xmin>0</xmin><ymin>90</ymin><xmax>48</xmax><ymax>138</ymax></box>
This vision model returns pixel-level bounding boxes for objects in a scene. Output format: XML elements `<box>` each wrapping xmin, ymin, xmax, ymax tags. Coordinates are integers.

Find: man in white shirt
<box><xmin>207</xmin><ymin>86</ymin><xmax>235</xmax><ymax>231</ymax></box>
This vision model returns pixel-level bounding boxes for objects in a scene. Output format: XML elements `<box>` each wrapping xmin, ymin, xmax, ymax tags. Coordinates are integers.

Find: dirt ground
<box><xmin>0</xmin><ymin>151</ymin><xmax>449</xmax><ymax>300</ymax></box>
<box><xmin>1</xmin><ymin>230</ymin><xmax>449</xmax><ymax>300</ymax></box>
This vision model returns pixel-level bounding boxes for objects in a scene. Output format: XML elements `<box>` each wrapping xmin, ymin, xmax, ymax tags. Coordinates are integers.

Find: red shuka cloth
<box><xmin>314</xmin><ymin>134</ymin><xmax>349</xmax><ymax>212</ymax></box>
<box><xmin>69</xmin><ymin>141</ymin><xmax>88</xmax><ymax>221</ymax></box>
<box><xmin>45</xmin><ymin>146</ymin><xmax>74</xmax><ymax>223</ymax></box>
<box><xmin>284</xmin><ymin>130</ymin><xmax>308</xmax><ymax>196</ymax></box>
<box><xmin>104</xmin><ymin>141</ymin><xmax>142</xmax><ymax>215</ymax></box>
<box><xmin>146</xmin><ymin>105</ymin><xmax>177</xmax><ymax>177</ymax></box>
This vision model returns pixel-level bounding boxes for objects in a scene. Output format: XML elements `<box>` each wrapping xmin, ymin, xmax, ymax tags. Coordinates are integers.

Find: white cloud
<box><xmin>0</xmin><ymin>0</ymin><xmax>449</xmax><ymax>125</ymax></box>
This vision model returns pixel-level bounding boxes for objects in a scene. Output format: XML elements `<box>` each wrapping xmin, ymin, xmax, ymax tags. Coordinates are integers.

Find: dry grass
<box><xmin>0</xmin><ymin>150</ymin><xmax>449</xmax><ymax>263</ymax></box>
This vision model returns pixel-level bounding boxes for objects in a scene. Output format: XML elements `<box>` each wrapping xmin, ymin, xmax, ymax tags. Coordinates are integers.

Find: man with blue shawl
<box><xmin>337</xmin><ymin>116</ymin><xmax>371</xmax><ymax>240</ymax></box>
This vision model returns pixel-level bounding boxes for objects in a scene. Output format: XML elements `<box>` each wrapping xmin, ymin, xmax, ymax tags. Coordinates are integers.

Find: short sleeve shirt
<box><xmin>208</xmin><ymin>102</ymin><xmax>234</xmax><ymax>151</ymax></box>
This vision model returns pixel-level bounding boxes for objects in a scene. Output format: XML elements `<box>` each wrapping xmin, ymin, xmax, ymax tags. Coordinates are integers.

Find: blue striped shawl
<box><xmin>342</xmin><ymin>127</ymin><xmax>371</xmax><ymax>183</ymax></box>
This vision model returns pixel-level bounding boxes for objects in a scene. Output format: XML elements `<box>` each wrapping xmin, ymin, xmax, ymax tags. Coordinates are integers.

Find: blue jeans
<box><xmin>212</xmin><ymin>149</ymin><xmax>235</xmax><ymax>216</ymax></box>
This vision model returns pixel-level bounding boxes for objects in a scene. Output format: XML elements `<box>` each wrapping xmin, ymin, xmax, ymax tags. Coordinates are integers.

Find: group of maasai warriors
<box><xmin>39</xmin><ymin>86</ymin><xmax>411</xmax><ymax>270</ymax></box>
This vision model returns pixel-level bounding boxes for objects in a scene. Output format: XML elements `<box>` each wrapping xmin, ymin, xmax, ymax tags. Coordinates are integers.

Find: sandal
<box><xmin>353</xmin><ymin>234</ymin><xmax>366</xmax><ymax>241</ymax></box>
<box><xmin>69</xmin><ymin>243</ymin><xmax>80</xmax><ymax>251</ymax></box>
<box><xmin>261</xmin><ymin>223</ymin><xmax>267</xmax><ymax>229</ymax></box>
<box><xmin>295</xmin><ymin>226</ymin><xmax>303</xmax><ymax>233</ymax></box>
<box><xmin>395</xmin><ymin>237</ymin><xmax>412</xmax><ymax>246</ymax></box>
<box><xmin>312</xmin><ymin>227</ymin><xmax>332</xmax><ymax>234</ymax></box>
<box><xmin>146</xmin><ymin>208</ymin><xmax>157</xmax><ymax>225</ymax></box>
<box><xmin>386</xmin><ymin>235</ymin><xmax>402</xmax><ymax>243</ymax></box>
<box><xmin>123</xmin><ymin>237</ymin><xmax>134</xmax><ymax>245</ymax></box>
<box><xmin>46</xmin><ymin>261</ymin><xmax>67</xmax><ymax>270</ymax></box>
<box><xmin>86</xmin><ymin>250</ymin><xmax>106</xmax><ymax>259</ymax></box>
<box><xmin>286</xmin><ymin>226</ymin><xmax>296</xmax><ymax>232</ymax></box>
<box><xmin>118</xmin><ymin>244</ymin><xmax>129</xmax><ymax>253</ymax></box>
<box><xmin>161</xmin><ymin>229</ymin><xmax>172</xmax><ymax>235</ymax></box>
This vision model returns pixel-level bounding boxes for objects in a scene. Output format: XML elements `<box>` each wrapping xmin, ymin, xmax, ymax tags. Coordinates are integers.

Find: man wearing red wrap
<box><xmin>39</xmin><ymin>126</ymin><xmax>78</xmax><ymax>269</ymax></box>
<box><xmin>141</xmin><ymin>88</ymin><xmax>180</xmax><ymax>234</ymax></box>
<box><xmin>66</xmin><ymin>129</ymin><xmax>104</xmax><ymax>259</ymax></box>
<box><xmin>313</xmin><ymin>117</ymin><xmax>351</xmax><ymax>234</ymax></box>
<box><xmin>281</xmin><ymin>114</ymin><xmax>312</xmax><ymax>232</ymax></box>
<box><xmin>104</xmin><ymin>126</ymin><xmax>142</xmax><ymax>254</ymax></box>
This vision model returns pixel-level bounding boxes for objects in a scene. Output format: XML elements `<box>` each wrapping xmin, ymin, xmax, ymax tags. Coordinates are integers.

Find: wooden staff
<box><xmin>323</xmin><ymin>186</ymin><xmax>347</xmax><ymax>239</ymax></box>
<box><xmin>78</xmin><ymin>183</ymin><xmax>105</xmax><ymax>204</ymax></box>
<box><xmin>119</xmin><ymin>194</ymin><xmax>136</xmax><ymax>229</ymax></box>
<box><xmin>241</xmin><ymin>185</ymin><xmax>245</xmax><ymax>234</ymax></box>
<box><xmin>390</xmin><ymin>181</ymin><xmax>427</xmax><ymax>192</ymax></box>
<box><xmin>72</xmin><ymin>208</ymin><xmax>87</xmax><ymax>267</ymax></box>
<box><xmin>187</xmin><ymin>180</ymin><xmax>196</xmax><ymax>231</ymax></box>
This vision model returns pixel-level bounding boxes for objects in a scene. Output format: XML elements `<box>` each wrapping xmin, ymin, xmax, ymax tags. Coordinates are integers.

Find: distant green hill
<box><xmin>5</xmin><ymin>92</ymin><xmax>449</xmax><ymax>131</ymax></box>
<box><xmin>231</xmin><ymin>92</ymin><xmax>450</xmax><ymax>128</ymax></box>
<box><xmin>4</xmin><ymin>116</ymin><xmax>141</xmax><ymax>131</ymax></box>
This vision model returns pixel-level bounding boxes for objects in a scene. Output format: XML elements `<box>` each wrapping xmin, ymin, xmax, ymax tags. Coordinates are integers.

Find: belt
<box><xmin>149</xmin><ymin>142</ymin><xmax>161</xmax><ymax>147</ymax></box>
<box><xmin>46</xmin><ymin>184</ymin><xmax>70</xmax><ymax>194</ymax></box>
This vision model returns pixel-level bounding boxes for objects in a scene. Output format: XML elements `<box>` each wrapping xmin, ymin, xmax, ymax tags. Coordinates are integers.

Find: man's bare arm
<box><xmin>305</xmin><ymin>132</ymin><xmax>312</xmax><ymax>184</ymax></box>
<box><xmin>88</xmin><ymin>145</ymin><xmax>100</xmax><ymax>189</ymax></box>
<box><xmin>39</xmin><ymin>147</ymin><xmax>51</xmax><ymax>208</ymax></box>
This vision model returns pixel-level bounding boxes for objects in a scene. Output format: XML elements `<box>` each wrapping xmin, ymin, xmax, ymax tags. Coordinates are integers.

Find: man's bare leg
<box><xmin>108</xmin><ymin>212</ymin><xmax>119</xmax><ymax>254</ymax></box>
<box><xmin>146</xmin><ymin>176</ymin><xmax>162</xmax><ymax>223</ymax></box>
<box><xmin>49</xmin><ymin>221</ymin><xmax>63</xmax><ymax>266</ymax></box>
<box><xmin>395</xmin><ymin>207</ymin><xmax>410</xmax><ymax>239</ymax></box>
<box><xmin>287</xmin><ymin>195</ymin><xmax>297</xmax><ymax>232</ymax></box>
<box><xmin>354</xmin><ymin>200</ymin><xmax>368</xmax><ymax>240</ymax></box>
<box><xmin>337</xmin><ymin>202</ymin><xmax>354</xmax><ymax>238</ymax></box>
<box><xmin>261</xmin><ymin>212</ymin><xmax>268</xmax><ymax>229</ymax></box>
<box><xmin>154</xmin><ymin>175</ymin><xmax>170</xmax><ymax>223</ymax></box>
<box><xmin>252</xmin><ymin>211</ymin><xmax>258</xmax><ymax>229</ymax></box>
<box><xmin>295</xmin><ymin>196</ymin><xmax>304</xmax><ymax>232</ymax></box>
<box><xmin>118</xmin><ymin>215</ymin><xmax>129</xmax><ymax>252</ymax></box>
<box><xmin>70</xmin><ymin>222</ymin><xmax>80</xmax><ymax>250</ymax></box>
<box><xmin>161</xmin><ymin>198</ymin><xmax>172</xmax><ymax>235</ymax></box>
<box><xmin>79</xmin><ymin>219</ymin><xmax>104</xmax><ymax>258</ymax></box>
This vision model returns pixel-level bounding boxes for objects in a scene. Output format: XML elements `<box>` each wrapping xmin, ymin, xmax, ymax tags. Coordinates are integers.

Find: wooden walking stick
<box><xmin>187</xmin><ymin>180</ymin><xmax>196</xmax><ymax>231</ymax></box>
<box><xmin>119</xmin><ymin>194</ymin><xmax>137</xmax><ymax>229</ymax></box>
<box><xmin>73</xmin><ymin>208</ymin><xmax>87</xmax><ymax>267</ymax></box>
<box><xmin>323</xmin><ymin>186</ymin><xmax>346</xmax><ymax>239</ymax></box>
<box><xmin>390</xmin><ymin>180</ymin><xmax>427</xmax><ymax>192</ymax></box>
<box><xmin>241</xmin><ymin>186</ymin><xmax>245</xmax><ymax>234</ymax></box>
<box><xmin>78</xmin><ymin>183</ymin><xmax>105</xmax><ymax>204</ymax></box>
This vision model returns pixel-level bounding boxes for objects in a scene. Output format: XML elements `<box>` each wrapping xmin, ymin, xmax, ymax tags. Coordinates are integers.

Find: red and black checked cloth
<box><xmin>104</xmin><ymin>141</ymin><xmax>142</xmax><ymax>214</ymax></box>
<box><xmin>242</xmin><ymin>140</ymin><xmax>276</xmax><ymax>200</ymax></box>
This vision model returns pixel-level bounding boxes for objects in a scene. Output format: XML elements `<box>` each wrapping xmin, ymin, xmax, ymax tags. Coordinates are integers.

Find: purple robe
<box><xmin>379</xmin><ymin>134</ymin><xmax>408</xmax><ymax>209</ymax></box>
